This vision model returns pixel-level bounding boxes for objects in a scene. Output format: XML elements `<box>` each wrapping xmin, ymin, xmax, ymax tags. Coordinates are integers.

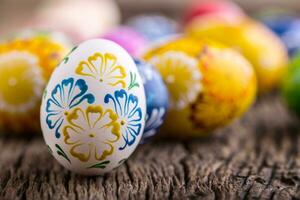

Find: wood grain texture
<box><xmin>1</xmin><ymin>94</ymin><xmax>300</xmax><ymax>200</ymax></box>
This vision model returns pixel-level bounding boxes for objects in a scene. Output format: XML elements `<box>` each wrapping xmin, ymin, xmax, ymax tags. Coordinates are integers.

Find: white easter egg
<box><xmin>29</xmin><ymin>0</ymin><xmax>121</xmax><ymax>42</ymax></box>
<box><xmin>40</xmin><ymin>39</ymin><xmax>146</xmax><ymax>175</ymax></box>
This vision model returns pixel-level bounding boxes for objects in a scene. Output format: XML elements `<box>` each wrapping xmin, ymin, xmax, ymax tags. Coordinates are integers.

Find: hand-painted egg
<box><xmin>186</xmin><ymin>18</ymin><xmax>288</xmax><ymax>93</ymax></box>
<box><xmin>0</xmin><ymin>32</ymin><xmax>70</xmax><ymax>134</ymax></box>
<box><xmin>40</xmin><ymin>39</ymin><xmax>146</xmax><ymax>175</ymax></box>
<box><xmin>143</xmin><ymin>36</ymin><xmax>257</xmax><ymax>138</ymax></box>
<box><xmin>184</xmin><ymin>0</ymin><xmax>245</xmax><ymax>25</ymax></box>
<box><xmin>259</xmin><ymin>11</ymin><xmax>300</xmax><ymax>56</ymax></box>
<box><xmin>28</xmin><ymin>0</ymin><xmax>120</xmax><ymax>42</ymax></box>
<box><xmin>102</xmin><ymin>26</ymin><xmax>147</xmax><ymax>57</ymax></box>
<box><xmin>126</xmin><ymin>15</ymin><xmax>178</xmax><ymax>42</ymax></box>
<box><xmin>12</xmin><ymin>29</ymin><xmax>73</xmax><ymax>47</ymax></box>
<box><xmin>281</xmin><ymin>53</ymin><xmax>300</xmax><ymax>116</ymax></box>
<box><xmin>134</xmin><ymin>59</ymin><xmax>169</xmax><ymax>142</ymax></box>
<box><xmin>258</xmin><ymin>10</ymin><xmax>296</xmax><ymax>36</ymax></box>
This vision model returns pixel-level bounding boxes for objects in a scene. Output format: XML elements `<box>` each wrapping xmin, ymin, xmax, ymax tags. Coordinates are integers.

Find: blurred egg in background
<box><xmin>102</xmin><ymin>26</ymin><xmax>148</xmax><ymax>57</ymax></box>
<box><xmin>26</xmin><ymin>0</ymin><xmax>121</xmax><ymax>42</ymax></box>
<box><xmin>143</xmin><ymin>36</ymin><xmax>257</xmax><ymax>138</ymax></box>
<box><xmin>184</xmin><ymin>0</ymin><xmax>246</xmax><ymax>25</ymax></box>
<box><xmin>0</xmin><ymin>30</ymin><xmax>70</xmax><ymax>134</ymax></box>
<box><xmin>134</xmin><ymin>59</ymin><xmax>169</xmax><ymax>142</ymax></box>
<box><xmin>257</xmin><ymin>9</ymin><xmax>300</xmax><ymax>56</ymax></box>
<box><xmin>126</xmin><ymin>14</ymin><xmax>178</xmax><ymax>42</ymax></box>
<box><xmin>186</xmin><ymin>12</ymin><xmax>288</xmax><ymax>93</ymax></box>
<box><xmin>10</xmin><ymin>29</ymin><xmax>73</xmax><ymax>47</ymax></box>
<box><xmin>281</xmin><ymin>53</ymin><xmax>300</xmax><ymax>116</ymax></box>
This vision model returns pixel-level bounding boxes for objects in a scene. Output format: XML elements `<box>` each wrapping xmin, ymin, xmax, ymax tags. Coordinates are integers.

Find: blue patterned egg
<box><xmin>260</xmin><ymin>13</ymin><xmax>300</xmax><ymax>56</ymax></box>
<box><xmin>134</xmin><ymin>59</ymin><xmax>169</xmax><ymax>142</ymax></box>
<box><xmin>40</xmin><ymin>39</ymin><xmax>146</xmax><ymax>175</ymax></box>
<box><xmin>126</xmin><ymin>15</ymin><xmax>178</xmax><ymax>42</ymax></box>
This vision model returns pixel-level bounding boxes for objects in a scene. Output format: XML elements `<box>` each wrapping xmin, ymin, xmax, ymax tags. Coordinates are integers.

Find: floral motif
<box><xmin>75</xmin><ymin>52</ymin><xmax>127</xmax><ymax>88</ymax></box>
<box><xmin>104</xmin><ymin>89</ymin><xmax>143</xmax><ymax>150</ymax></box>
<box><xmin>143</xmin><ymin>107</ymin><xmax>166</xmax><ymax>139</ymax></box>
<box><xmin>63</xmin><ymin>105</ymin><xmax>121</xmax><ymax>162</ymax></box>
<box><xmin>0</xmin><ymin>52</ymin><xmax>45</xmax><ymax>113</ymax></box>
<box><xmin>148</xmin><ymin>51</ymin><xmax>202</xmax><ymax>109</ymax></box>
<box><xmin>46</xmin><ymin>78</ymin><xmax>95</xmax><ymax>138</ymax></box>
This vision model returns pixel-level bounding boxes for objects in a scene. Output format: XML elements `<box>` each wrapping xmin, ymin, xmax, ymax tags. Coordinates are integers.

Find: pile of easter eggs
<box><xmin>1</xmin><ymin>0</ymin><xmax>298</xmax><ymax>175</ymax></box>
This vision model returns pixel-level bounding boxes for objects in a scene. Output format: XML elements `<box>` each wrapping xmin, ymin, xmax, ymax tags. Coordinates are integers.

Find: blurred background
<box><xmin>1</xmin><ymin>0</ymin><xmax>300</xmax><ymax>137</ymax></box>
<box><xmin>1</xmin><ymin>0</ymin><xmax>300</xmax><ymax>36</ymax></box>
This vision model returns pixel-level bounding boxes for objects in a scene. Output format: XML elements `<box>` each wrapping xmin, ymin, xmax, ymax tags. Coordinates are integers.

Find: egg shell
<box><xmin>259</xmin><ymin>12</ymin><xmax>300</xmax><ymax>56</ymax></box>
<box><xmin>259</xmin><ymin>12</ymin><xmax>296</xmax><ymax>36</ymax></box>
<box><xmin>134</xmin><ymin>59</ymin><xmax>169</xmax><ymax>142</ymax></box>
<box><xmin>40</xmin><ymin>39</ymin><xmax>146</xmax><ymax>175</ymax></box>
<box><xmin>127</xmin><ymin>15</ymin><xmax>178</xmax><ymax>42</ymax></box>
<box><xmin>186</xmin><ymin>18</ymin><xmax>288</xmax><ymax>93</ymax></box>
<box><xmin>184</xmin><ymin>1</ymin><xmax>245</xmax><ymax>25</ymax></box>
<box><xmin>281</xmin><ymin>53</ymin><xmax>300</xmax><ymax>115</ymax></box>
<box><xmin>0</xmin><ymin>32</ymin><xmax>69</xmax><ymax>134</ymax></box>
<box><xmin>143</xmin><ymin>36</ymin><xmax>257</xmax><ymax>138</ymax></box>
<box><xmin>12</xmin><ymin>29</ymin><xmax>73</xmax><ymax>48</ymax></box>
<box><xmin>28</xmin><ymin>0</ymin><xmax>121</xmax><ymax>42</ymax></box>
<box><xmin>102</xmin><ymin>26</ymin><xmax>147</xmax><ymax>57</ymax></box>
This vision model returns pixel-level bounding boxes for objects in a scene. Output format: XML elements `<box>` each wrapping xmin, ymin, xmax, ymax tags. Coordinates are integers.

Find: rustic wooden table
<box><xmin>1</xmin><ymin>94</ymin><xmax>300</xmax><ymax>200</ymax></box>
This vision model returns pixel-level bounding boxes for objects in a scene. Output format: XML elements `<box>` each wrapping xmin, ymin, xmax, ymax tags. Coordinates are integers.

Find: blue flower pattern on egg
<box><xmin>104</xmin><ymin>89</ymin><xmax>143</xmax><ymax>150</ymax></box>
<box><xmin>135</xmin><ymin>59</ymin><xmax>169</xmax><ymax>142</ymax></box>
<box><xmin>46</xmin><ymin>78</ymin><xmax>95</xmax><ymax>138</ymax></box>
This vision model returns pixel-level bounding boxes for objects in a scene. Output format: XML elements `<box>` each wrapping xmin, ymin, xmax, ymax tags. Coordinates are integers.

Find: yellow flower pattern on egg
<box><xmin>41</xmin><ymin>39</ymin><xmax>146</xmax><ymax>175</ymax></box>
<box><xmin>76</xmin><ymin>52</ymin><xmax>127</xmax><ymax>88</ymax></box>
<box><xmin>144</xmin><ymin>36</ymin><xmax>257</xmax><ymax>138</ymax></box>
<box><xmin>0</xmin><ymin>36</ymin><xmax>69</xmax><ymax>133</ymax></box>
<box><xmin>0</xmin><ymin>52</ymin><xmax>44</xmax><ymax>113</ymax></box>
<box><xmin>148</xmin><ymin>51</ymin><xmax>202</xmax><ymax>109</ymax></box>
<box><xmin>63</xmin><ymin>105</ymin><xmax>121</xmax><ymax>162</ymax></box>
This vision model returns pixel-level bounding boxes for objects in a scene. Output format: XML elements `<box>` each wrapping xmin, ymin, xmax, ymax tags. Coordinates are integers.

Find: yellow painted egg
<box><xmin>186</xmin><ymin>18</ymin><xmax>288</xmax><ymax>93</ymax></box>
<box><xmin>143</xmin><ymin>36</ymin><xmax>257</xmax><ymax>138</ymax></box>
<box><xmin>0</xmin><ymin>32</ymin><xmax>70</xmax><ymax>134</ymax></box>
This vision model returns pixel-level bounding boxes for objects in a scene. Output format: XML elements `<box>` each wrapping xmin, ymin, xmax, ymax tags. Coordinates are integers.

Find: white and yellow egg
<box><xmin>143</xmin><ymin>36</ymin><xmax>257</xmax><ymax>138</ymax></box>
<box><xmin>0</xmin><ymin>31</ymin><xmax>70</xmax><ymax>134</ymax></box>
<box><xmin>40</xmin><ymin>39</ymin><xmax>146</xmax><ymax>175</ymax></box>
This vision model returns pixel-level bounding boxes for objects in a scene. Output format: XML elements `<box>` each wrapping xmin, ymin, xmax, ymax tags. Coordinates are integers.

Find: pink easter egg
<box><xmin>102</xmin><ymin>27</ymin><xmax>148</xmax><ymax>57</ymax></box>
<box><xmin>184</xmin><ymin>1</ymin><xmax>245</xmax><ymax>25</ymax></box>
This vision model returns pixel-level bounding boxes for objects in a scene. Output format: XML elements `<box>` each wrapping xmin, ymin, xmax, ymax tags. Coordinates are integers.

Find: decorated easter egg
<box><xmin>259</xmin><ymin>11</ymin><xmax>300</xmax><ymax>56</ymax></box>
<box><xmin>143</xmin><ymin>36</ymin><xmax>257</xmax><ymax>138</ymax></box>
<box><xmin>102</xmin><ymin>26</ymin><xmax>147</xmax><ymax>57</ymax></box>
<box><xmin>184</xmin><ymin>0</ymin><xmax>245</xmax><ymax>25</ymax></box>
<box><xmin>281</xmin><ymin>23</ymin><xmax>300</xmax><ymax>57</ymax></box>
<box><xmin>281</xmin><ymin>53</ymin><xmax>300</xmax><ymax>116</ymax></box>
<box><xmin>127</xmin><ymin>15</ymin><xmax>178</xmax><ymax>42</ymax></box>
<box><xmin>134</xmin><ymin>59</ymin><xmax>169</xmax><ymax>142</ymax></box>
<box><xmin>186</xmin><ymin>18</ymin><xmax>288</xmax><ymax>93</ymax></box>
<box><xmin>40</xmin><ymin>39</ymin><xmax>146</xmax><ymax>175</ymax></box>
<box><xmin>258</xmin><ymin>10</ymin><xmax>296</xmax><ymax>36</ymax></box>
<box><xmin>0</xmin><ymin>32</ymin><xmax>70</xmax><ymax>134</ymax></box>
<box><xmin>28</xmin><ymin>0</ymin><xmax>120</xmax><ymax>42</ymax></box>
<box><xmin>12</xmin><ymin>29</ymin><xmax>73</xmax><ymax>47</ymax></box>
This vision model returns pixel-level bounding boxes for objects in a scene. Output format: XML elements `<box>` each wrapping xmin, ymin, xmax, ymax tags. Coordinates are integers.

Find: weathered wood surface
<box><xmin>1</xmin><ymin>95</ymin><xmax>300</xmax><ymax>200</ymax></box>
